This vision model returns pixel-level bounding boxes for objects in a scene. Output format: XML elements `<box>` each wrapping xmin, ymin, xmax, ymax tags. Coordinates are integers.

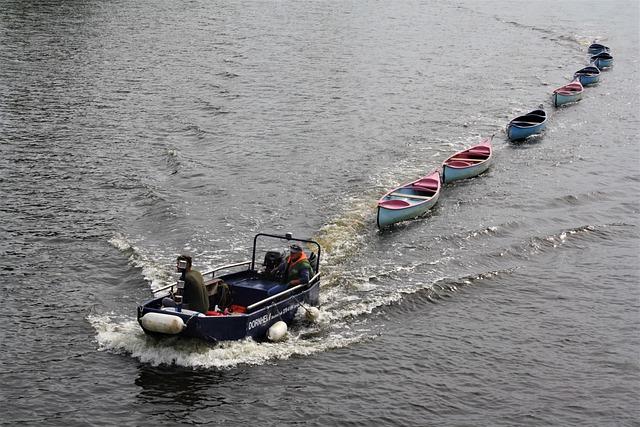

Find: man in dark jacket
<box><xmin>177</xmin><ymin>255</ymin><xmax>209</xmax><ymax>313</ymax></box>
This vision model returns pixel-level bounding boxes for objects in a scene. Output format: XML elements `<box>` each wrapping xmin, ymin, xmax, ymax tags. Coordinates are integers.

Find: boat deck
<box><xmin>213</xmin><ymin>273</ymin><xmax>287</xmax><ymax>308</ymax></box>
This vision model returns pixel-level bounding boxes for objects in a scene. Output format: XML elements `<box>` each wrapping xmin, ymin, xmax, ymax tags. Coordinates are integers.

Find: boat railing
<box><xmin>153</xmin><ymin>260</ymin><xmax>253</xmax><ymax>295</ymax></box>
<box><xmin>202</xmin><ymin>260</ymin><xmax>252</xmax><ymax>279</ymax></box>
<box><xmin>246</xmin><ymin>272</ymin><xmax>321</xmax><ymax>312</ymax></box>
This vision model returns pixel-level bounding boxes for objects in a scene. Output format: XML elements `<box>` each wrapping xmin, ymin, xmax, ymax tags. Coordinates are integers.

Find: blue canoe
<box><xmin>441</xmin><ymin>137</ymin><xmax>493</xmax><ymax>184</ymax></box>
<box><xmin>588</xmin><ymin>43</ymin><xmax>610</xmax><ymax>55</ymax></box>
<box><xmin>574</xmin><ymin>65</ymin><xmax>601</xmax><ymax>86</ymax></box>
<box><xmin>590</xmin><ymin>51</ymin><xmax>613</xmax><ymax>69</ymax></box>
<box><xmin>507</xmin><ymin>109</ymin><xmax>547</xmax><ymax>141</ymax></box>
<box><xmin>377</xmin><ymin>170</ymin><xmax>441</xmax><ymax>228</ymax></box>
<box><xmin>137</xmin><ymin>233</ymin><xmax>321</xmax><ymax>343</ymax></box>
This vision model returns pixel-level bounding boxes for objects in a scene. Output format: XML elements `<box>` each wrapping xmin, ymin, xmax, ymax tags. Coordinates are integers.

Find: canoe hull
<box><xmin>552</xmin><ymin>82</ymin><xmax>584</xmax><ymax>107</ymax></box>
<box><xmin>593</xmin><ymin>57</ymin><xmax>613</xmax><ymax>69</ymax></box>
<box><xmin>576</xmin><ymin>73</ymin><xmax>600</xmax><ymax>86</ymax></box>
<box><xmin>553</xmin><ymin>91</ymin><xmax>583</xmax><ymax>107</ymax></box>
<box><xmin>441</xmin><ymin>137</ymin><xmax>493</xmax><ymax>184</ymax></box>
<box><xmin>376</xmin><ymin>171</ymin><xmax>441</xmax><ymax>228</ymax></box>
<box><xmin>588</xmin><ymin>43</ymin><xmax>609</xmax><ymax>55</ymax></box>
<box><xmin>574</xmin><ymin>66</ymin><xmax>601</xmax><ymax>86</ymax></box>
<box><xmin>377</xmin><ymin>193</ymin><xmax>440</xmax><ymax>228</ymax></box>
<box><xmin>590</xmin><ymin>51</ymin><xmax>613</xmax><ymax>69</ymax></box>
<box><xmin>507</xmin><ymin>109</ymin><xmax>547</xmax><ymax>141</ymax></box>
<box><xmin>507</xmin><ymin>122</ymin><xmax>546</xmax><ymax>141</ymax></box>
<box><xmin>442</xmin><ymin>159</ymin><xmax>492</xmax><ymax>184</ymax></box>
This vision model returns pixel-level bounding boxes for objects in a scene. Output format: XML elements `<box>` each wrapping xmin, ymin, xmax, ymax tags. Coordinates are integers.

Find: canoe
<box><xmin>441</xmin><ymin>137</ymin><xmax>493</xmax><ymax>184</ymax></box>
<box><xmin>574</xmin><ymin>65</ymin><xmax>601</xmax><ymax>86</ymax></box>
<box><xmin>590</xmin><ymin>51</ymin><xmax>613</xmax><ymax>69</ymax></box>
<box><xmin>588</xmin><ymin>43</ymin><xmax>610</xmax><ymax>55</ymax></box>
<box><xmin>377</xmin><ymin>170</ymin><xmax>441</xmax><ymax>228</ymax></box>
<box><xmin>137</xmin><ymin>233</ymin><xmax>322</xmax><ymax>343</ymax></box>
<box><xmin>506</xmin><ymin>109</ymin><xmax>547</xmax><ymax>141</ymax></box>
<box><xmin>552</xmin><ymin>80</ymin><xmax>584</xmax><ymax>107</ymax></box>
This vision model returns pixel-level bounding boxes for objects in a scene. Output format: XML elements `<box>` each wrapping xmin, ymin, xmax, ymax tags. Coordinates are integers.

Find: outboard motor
<box><xmin>263</xmin><ymin>249</ymin><xmax>284</xmax><ymax>271</ymax></box>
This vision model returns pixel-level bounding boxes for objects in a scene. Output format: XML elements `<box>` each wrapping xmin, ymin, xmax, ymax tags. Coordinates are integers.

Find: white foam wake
<box><xmin>88</xmin><ymin>312</ymin><xmax>368</xmax><ymax>369</ymax></box>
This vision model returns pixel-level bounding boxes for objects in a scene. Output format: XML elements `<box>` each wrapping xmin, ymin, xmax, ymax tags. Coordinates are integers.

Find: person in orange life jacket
<box><xmin>277</xmin><ymin>244</ymin><xmax>314</xmax><ymax>287</ymax></box>
<box><xmin>176</xmin><ymin>254</ymin><xmax>209</xmax><ymax>313</ymax></box>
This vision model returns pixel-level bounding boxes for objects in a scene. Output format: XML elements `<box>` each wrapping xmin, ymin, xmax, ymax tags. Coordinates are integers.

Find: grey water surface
<box><xmin>1</xmin><ymin>0</ymin><xmax>639</xmax><ymax>425</ymax></box>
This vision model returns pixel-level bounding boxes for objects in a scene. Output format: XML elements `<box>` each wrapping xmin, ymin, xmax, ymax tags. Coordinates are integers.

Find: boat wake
<box><xmin>89</xmin><ymin>311</ymin><xmax>369</xmax><ymax>369</ymax></box>
<box><xmin>108</xmin><ymin>233</ymin><xmax>175</xmax><ymax>291</ymax></box>
<box><xmin>99</xmin><ymin>151</ymin><xmax>630</xmax><ymax>369</ymax></box>
<box><xmin>97</xmin><ymin>221</ymin><xmax>614</xmax><ymax>369</ymax></box>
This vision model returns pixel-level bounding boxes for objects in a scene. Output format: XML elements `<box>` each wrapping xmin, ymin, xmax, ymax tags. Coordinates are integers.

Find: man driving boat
<box><xmin>277</xmin><ymin>244</ymin><xmax>314</xmax><ymax>287</ymax></box>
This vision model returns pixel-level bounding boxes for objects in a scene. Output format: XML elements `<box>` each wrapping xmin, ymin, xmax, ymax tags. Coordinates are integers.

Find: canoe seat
<box><xmin>414</xmin><ymin>178</ymin><xmax>439</xmax><ymax>189</ymax></box>
<box><xmin>409</xmin><ymin>188</ymin><xmax>436</xmax><ymax>196</ymax></box>
<box><xmin>445</xmin><ymin>160</ymin><xmax>471</xmax><ymax>167</ymax></box>
<box><xmin>447</xmin><ymin>157</ymin><xmax>485</xmax><ymax>163</ymax></box>
<box><xmin>390</xmin><ymin>192</ymin><xmax>432</xmax><ymax>200</ymax></box>
<box><xmin>510</xmin><ymin>120</ymin><xmax>542</xmax><ymax>126</ymax></box>
<box><xmin>379</xmin><ymin>199</ymin><xmax>410</xmax><ymax>208</ymax></box>
<box><xmin>467</xmin><ymin>148</ymin><xmax>490</xmax><ymax>155</ymax></box>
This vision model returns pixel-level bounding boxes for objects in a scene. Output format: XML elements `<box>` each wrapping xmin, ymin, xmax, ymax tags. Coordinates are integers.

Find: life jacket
<box><xmin>285</xmin><ymin>252</ymin><xmax>314</xmax><ymax>283</ymax></box>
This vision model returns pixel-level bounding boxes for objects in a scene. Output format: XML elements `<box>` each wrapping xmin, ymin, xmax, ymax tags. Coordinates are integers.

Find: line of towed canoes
<box><xmin>377</xmin><ymin>136</ymin><xmax>493</xmax><ymax>228</ymax></box>
<box><xmin>507</xmin><ymin>41</ymin><xmax>613</xmax><ymax>142</ymax></box>
<box><xmin>377</xmin><ymin>41</ymin><xmax>613</xmax><ymax>228</ymax></box>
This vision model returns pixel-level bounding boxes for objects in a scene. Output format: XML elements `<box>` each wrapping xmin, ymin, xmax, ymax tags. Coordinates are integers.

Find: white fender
<box><xmin>141</xmin><ymin>312</ymin><xmax>185</xmax><ymax>335</ymax></box>
<box><xmin>305</xmin><ymin>307</ymin><xmax>321</xmax><ymax>322</ymax></box>
<box><xmin>267</xmin><ymin>320</ymin><xmax>287</xmax><ymax>342</ymax></box>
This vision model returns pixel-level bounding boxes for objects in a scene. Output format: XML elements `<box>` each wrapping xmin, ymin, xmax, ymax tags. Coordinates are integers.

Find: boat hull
<box><xmin>442</xmin><ymin>159</ymin><xmax>492</xmax><ymax>184</ymax></box>
<box><xmin>441</xmin><ymin>137</ymin><xmax>493</xmax><ymax>184</ymax></box>
<box><xmin>138</xmin><ymin>271</ymin><xmax>320</xmax><ymax>343</ymax></box>
<box><xmin>507</xmin><ymin>110</ymin><xmax>547</xmax><ymax>141</ymax></box>
<box><xmin>377</xmin><ymin>192</ymin><xmax>440</xmax><ymax>227</ymax></box>
<box><xmin>591</xmin><ymin>55</ymin><xmax>613</xmax><ymax>69</ymax></box>
<box><xmin>574</xmin><ymin>66</ymin><xmax>601</xmax><ymax>86</ymax></box>
<box><xmin>576</xmin><ymin>73</ymin><xmax>600</xmax><ymax>86</ymax></box>
<box><xmin>376</xmin><ymin>171</ymin><xmax>441</xmax><ymax>228</ymax></box>
<box><xmin>507</xmin><ymin>122</ymin><xmax>546</xmax><ymax>141</ymax></box>
<box><xmin>552</xmin><ymin>82</ymin><xmax>584</xmax><ymax>107</ymax></box>
<box><xmin>588</xmin><ymin>43</ymin><xmax>609</xmax><ymax>55</ymax></box>
<box><xmin>553</xmin><ymin>91</ymin><xmax>583</xmax><ymax>107</ymax></box>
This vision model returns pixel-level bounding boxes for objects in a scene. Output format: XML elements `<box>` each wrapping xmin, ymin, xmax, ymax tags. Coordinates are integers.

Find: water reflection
<box><xmin>135</xmin><ymin>364</ymin><xmax>231</xmax><ymax>407</ymax></box>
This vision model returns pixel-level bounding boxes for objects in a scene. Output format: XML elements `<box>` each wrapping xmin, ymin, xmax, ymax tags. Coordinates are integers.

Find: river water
<box><xmin>1</xmin><ymin>0</ymin><xmax>638</xmax><ymax>425</ymax></box>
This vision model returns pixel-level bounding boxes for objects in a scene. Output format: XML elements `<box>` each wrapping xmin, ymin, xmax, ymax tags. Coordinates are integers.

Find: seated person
<box><xmin>209</xmin><ymin>280</ymin><xmax>232</xmax><ymax>312</ymax></box>
<box><xmin>276</xmin><ymin>244</ymin><xmax>314</xmax><ymax>287</ymax></box>
<box><xmin>177</xmin><ymin>254</ymin><xmax>209</xmax><ymax>313</ymax></box>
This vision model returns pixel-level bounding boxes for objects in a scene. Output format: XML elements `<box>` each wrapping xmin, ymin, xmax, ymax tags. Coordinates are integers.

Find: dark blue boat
<box><xmin>590</xmin><ymin>51</ymin><xmax>614</xmax><ymax>69</ymax></box>
<box><xmin>574</xmin><ymin>65</ymin><xmax>601</xmax><ymax>86</ymax></box>
<box><xmin>506</xmin><ymin>109</ymin><xmax>547</xmax><ymax>141</ymax></box>
<box><xmin>587</xmin><ymin>42</ymin><xmax>610</xmax><ymax>55</ymax></box>
<box><xmin>137</xmin><ymin>233</ymin><xmax>321</xmax><ymax>343</ymax></box>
